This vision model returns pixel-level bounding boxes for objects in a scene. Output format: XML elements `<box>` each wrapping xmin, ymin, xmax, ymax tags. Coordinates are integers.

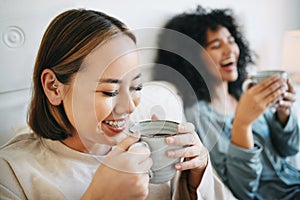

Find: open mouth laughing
<box><xmin>221</xmin><ymin>56</ymin><xmax>236</xmax><ymax>67</ymax></box>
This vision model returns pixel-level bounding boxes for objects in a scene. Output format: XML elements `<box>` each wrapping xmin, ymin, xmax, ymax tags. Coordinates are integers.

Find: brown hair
<box><xmin>28</xmin><ymin>9</ymin><xmax>136</xmax><ymax>140</ymax></box>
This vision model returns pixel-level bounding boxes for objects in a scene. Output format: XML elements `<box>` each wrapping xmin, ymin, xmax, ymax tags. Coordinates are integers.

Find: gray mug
<box><xmin>129</xmin><ymin>120</ymin><xmax>182</xmax><ymax>184</ymax></box>
<box><xmin>242</xmin><ymin>70</ymin><xmax>288</xmax><ymax>108</ymax></box>
<box><xmin>242</xmin><ymin>70</ymin><xmax>287</xmax><ymax>91</ymax></box>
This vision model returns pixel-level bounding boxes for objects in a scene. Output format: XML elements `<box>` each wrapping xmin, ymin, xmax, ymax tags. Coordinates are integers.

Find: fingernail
<box><xmin>175</xmin><ymin>164</ymin><xmax>181</xmax><ymax>170</ymax></box>
<box><xmin>166</xmin><ymin>137</ymin><xmax>174</xmax><ymax>144</ymax></box>
<box><xmin>178</xmin><ymin>124</ymin><xmax>185</xmax><ymax>132</ymax></box>
<box><xmin>132</xmin><ymin>131</ymin><xmax>140</xmax><ymax>139</ymax></box>
<box><xmin>167</xmin><ymin>151</ymin><xmax>175</xmax><ymax>157</ymax></box>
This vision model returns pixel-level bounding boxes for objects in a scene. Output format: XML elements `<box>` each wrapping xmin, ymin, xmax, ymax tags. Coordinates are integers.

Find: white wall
<box><xmin>0</xmin><ymin>0</ymin><xmax>299</xmax><ymax>145</ymax></box>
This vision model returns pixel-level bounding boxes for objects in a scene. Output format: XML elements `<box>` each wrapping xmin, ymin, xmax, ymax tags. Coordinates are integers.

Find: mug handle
<box><xmin>128</xmin><ymin>141</ymin><xmax>153</xmax><ymax>180</ymax></box>
<box><xmin>242</xmin><ymin>79</ymin><xmax>256</xmax><ymax>92</ymax></box>
<box><xmin>128</xmin><ymin>141</ymin><xmax>149</xmax><ymax>150</ymax></box>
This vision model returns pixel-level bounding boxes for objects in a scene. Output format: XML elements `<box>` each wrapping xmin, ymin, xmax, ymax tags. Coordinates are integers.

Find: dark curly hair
<box><xmin>153</xmin><ymin>5</ymin><xmax>255</xmax><ymax>107</ymax></box>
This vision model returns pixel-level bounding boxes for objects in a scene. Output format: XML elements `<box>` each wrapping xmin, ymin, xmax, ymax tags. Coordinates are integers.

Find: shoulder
<box><xmin>185</xmin><ymin>100</ymin><xmax>211</xmax><ymax>120</ymax></box>
<box><xmin>0</xmin><ymin>132</ymin><xmax>41</xmax><ymax>159</ymax></box>
<box><xmin>186</xmin><ymin>100</ymin><xmax>210</xmax><ymax>112</ymax></box>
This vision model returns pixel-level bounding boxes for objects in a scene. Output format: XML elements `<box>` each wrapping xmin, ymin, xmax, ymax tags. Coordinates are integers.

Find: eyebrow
<box><xmin>99</xmin><ymin>73</ymin><xmax>141</xmax><ymax>84</ymax></box>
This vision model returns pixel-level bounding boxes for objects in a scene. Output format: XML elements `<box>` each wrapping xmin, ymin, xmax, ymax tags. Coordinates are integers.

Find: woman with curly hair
<box><xmin>154</xmin><ymin>5</ymin><xmax>300</xmax><ymax>200</ymax></box>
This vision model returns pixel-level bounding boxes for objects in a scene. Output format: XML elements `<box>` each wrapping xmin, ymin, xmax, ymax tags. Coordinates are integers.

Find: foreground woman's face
<box><xmin>64</xmin><ymin>35</ymin><xmax>142</xmax><ymax>147</ymax></box>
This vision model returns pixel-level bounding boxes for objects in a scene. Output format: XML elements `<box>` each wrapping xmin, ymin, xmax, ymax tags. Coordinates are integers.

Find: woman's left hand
<box><xmin>165</xmin><ymin>122</ymin><xmax>208</xmax><ymax>188</ymax></box>
<box><xmin>276</xmin><ymin>78</ymin><xmax>296</xmax><ymax>125</ymax></box>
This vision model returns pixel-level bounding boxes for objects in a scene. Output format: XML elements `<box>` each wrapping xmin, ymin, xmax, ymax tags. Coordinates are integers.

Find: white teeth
<box><xmin>104</xmin><ymin>120</ymin><xmax>125</xmax><ymax>128</ymax></box>
<box><xmin>221</xmin><ymin>57</ymin><xmax>236</xmax><ymax>65</ymax></box>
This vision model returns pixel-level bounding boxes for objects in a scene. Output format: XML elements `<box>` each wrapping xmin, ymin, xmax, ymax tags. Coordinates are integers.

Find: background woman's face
<box><xmin>63</xmin><ymin>35</ymin><xmax>141</xmax><ymax>146</ymax></box>
<box><xmin>203</xmin><ymin>26</ymin><xmax>240</xmax><ymax>82</ymax></box>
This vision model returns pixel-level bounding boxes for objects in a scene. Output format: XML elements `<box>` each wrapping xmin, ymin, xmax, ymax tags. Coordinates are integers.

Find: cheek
<box><xmin>209</xmin><ymin>52</ymin><xmax>220</xmax><ymax>64</ymax></box>
<box><xmin>204</xmin><ymin>49</ymin><xmax>220</xmax><ymax>67</ymax></box>
<box><xmin>234</xmin><ymin>44</ymin><xmax>240</xmax><ymax>57</ymax></box>
<box><xmin>95</xmin><ymin>98</ymin><xmax>114</xmax><ymax>121</ymax></box>
<box><xmin>133</xmin><ymin>92</ymin><xmax>141</xmax><ymax>107</ymax></box>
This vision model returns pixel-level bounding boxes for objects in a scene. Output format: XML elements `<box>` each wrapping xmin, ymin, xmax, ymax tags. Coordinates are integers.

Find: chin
<box><xmin>228</xmin><ymin>72</ymin><xmax>238</xmax><ymax>82</ymax></box>
<box><xmin>230</xmin><ymin>76</ymin><xmax>238</xmax><ymax>82</ymax></box>
<box><xmin>104</xmin><ymin>132</ymin><xmax>128</xmax><ymax>146</ymax></box>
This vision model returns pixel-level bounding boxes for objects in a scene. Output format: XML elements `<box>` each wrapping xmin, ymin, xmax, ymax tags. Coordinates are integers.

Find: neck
<box><xmin>211</xmin><ymin>80</ymin><xmax>228</xmax><ymax>104</ymax></box>
<box><xmin>210</xmin><ymin>81</ymin><xmax>236</xmax><ymax>115</ymax></box>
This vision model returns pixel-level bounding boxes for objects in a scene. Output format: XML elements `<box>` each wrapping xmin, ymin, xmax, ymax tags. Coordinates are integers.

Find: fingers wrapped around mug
<box><xmin>277</xmin><ymin>78</ymin><xmax>296</xmax><ymax>109</ymax></box>
<box><xmin>237</xmin><ymin>74</ymin><xmax>287</xmax><ymax>125</ymax></box>
<box><xmin>104</xmin><ymin>132</ymin><xmax>152</xmax><ymax>175</ymax></box>
<box><xmin>86</xmin><ymin>133</ymin><xmax>152</xmax><ymax>200</ymax></box>
<box><xmin>276</xmin><ymin>78</ymin><xmax>297</xmax><ymax>124</ymax></box>
<box><xmin>165</xmin><ymin>122</ymin><xmax>208</xmax><ymax>171</ymax></box>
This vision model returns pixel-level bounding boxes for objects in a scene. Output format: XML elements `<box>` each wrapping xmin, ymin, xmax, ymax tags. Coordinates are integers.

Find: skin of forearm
<box><xmin>231</xmin><ymin>120</ymin><xmax>254</xmax><ymax>149</ymax></box>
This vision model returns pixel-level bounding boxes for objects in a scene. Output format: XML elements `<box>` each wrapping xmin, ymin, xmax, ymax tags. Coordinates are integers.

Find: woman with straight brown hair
<box><xmin>0</xmin><ymin>8</ymin><xmax>235</xmax><ymax>200</ymax></box>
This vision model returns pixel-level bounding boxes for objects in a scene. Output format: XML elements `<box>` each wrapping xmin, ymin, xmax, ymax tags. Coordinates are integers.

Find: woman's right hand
<box><xmin>82</xmin><ymin>132</ymin><xmax>152</xmax><ymax>200</ymax></box>
<box><xmin>235</xmin><ymin>74</ymin><xmax>286</xmax><ymax>126</ymax></box>
<box><xmin>232</xmin><ymin>74</ymin><xmax>286</xmax><ymax>148</ymax></box>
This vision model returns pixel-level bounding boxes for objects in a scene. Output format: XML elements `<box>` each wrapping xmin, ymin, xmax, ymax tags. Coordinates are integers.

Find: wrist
<box><xmin>232</xmin><ymin>120</ymin><xmax>254</xmax><ymax>149</ymax></box>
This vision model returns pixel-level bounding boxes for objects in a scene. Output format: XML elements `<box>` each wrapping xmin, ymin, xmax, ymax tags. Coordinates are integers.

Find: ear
<box><xmin>41</xmin><ymin>69</ymin><xmax>62</xmax><ymax>106</ymax></box>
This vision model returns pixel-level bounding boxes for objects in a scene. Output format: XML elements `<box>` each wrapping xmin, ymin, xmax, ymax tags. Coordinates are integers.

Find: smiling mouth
<box><xmin>221</xmin><ymin>57</ymin><xmax>236</xmax><ymax>67</ymax></box>
<box><xmin>103</xmin><ymin>120</ymin><xmax>126</xmax><ymax>129</ymax></box>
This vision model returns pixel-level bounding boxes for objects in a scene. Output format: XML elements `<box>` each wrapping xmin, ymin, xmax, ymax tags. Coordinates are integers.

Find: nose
<box><xmin>114</xmin><ymin>90</ymin><xmax>139</xmax><ymax>115</ymax></box>
<box><xmin>223</xmin><ymin>42</ymin><xmax>234</xmax><ymax>55</ymax></box>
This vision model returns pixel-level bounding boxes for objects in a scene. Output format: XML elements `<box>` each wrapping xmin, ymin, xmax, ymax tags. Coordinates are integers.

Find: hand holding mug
<box><xmin>130</xmin><ymin>120</ymin><xmax>183</xmax><ymax>184</ymax></box>
<box><xmin>165</xmin><ymin>122</ymin><xmax>208</xmax><ymax>190</ymax></box>
<box><xmin>242</xmin><ymin>70</ymin><xmax>288</xmax><ymax>93</ymax></box>
<box><xmin>237</xmin><ymin>73</ymin><xmax>287</xmax><ymax>126</ymax></box>
<box><xmin>276</xmin><ymin>78</ymin><xmax>296</xmax><ymax>125</ymax></box>
<box><xmin>129</xmin><ymin>120</ymin><xmax>208</xmax><ymax>185</ymax></box>
<box><xmin>165</xmin><ymin>122</ymin><xmax>208</xmax><ymax>171</ymax></box>
<box><xmin>83</xmin><ymin>132</ymin><xmax>152</xmax><ymax>200</ymax></box>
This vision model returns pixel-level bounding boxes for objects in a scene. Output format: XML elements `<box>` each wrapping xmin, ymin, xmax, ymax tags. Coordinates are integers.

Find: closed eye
<box><xmin>130</xmin><ymin>84</ymin><xmax>143</xmax><ymax>91</ymax></box>
<box><xmin>208</xmin><ymin>41</ymin><xmax>221</xmax><ymax>49</ymax></box>
<box><xmin>102</xmin><ymin>91</ymin><xmax>119</xmax><ymax>97</ymax></box>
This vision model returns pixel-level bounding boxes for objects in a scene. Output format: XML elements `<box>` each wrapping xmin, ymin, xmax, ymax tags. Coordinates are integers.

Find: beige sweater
<box><xmin>0</xmin><ymin>133</ymin><xmax>236</xmax><ymax>200</ymax></box>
